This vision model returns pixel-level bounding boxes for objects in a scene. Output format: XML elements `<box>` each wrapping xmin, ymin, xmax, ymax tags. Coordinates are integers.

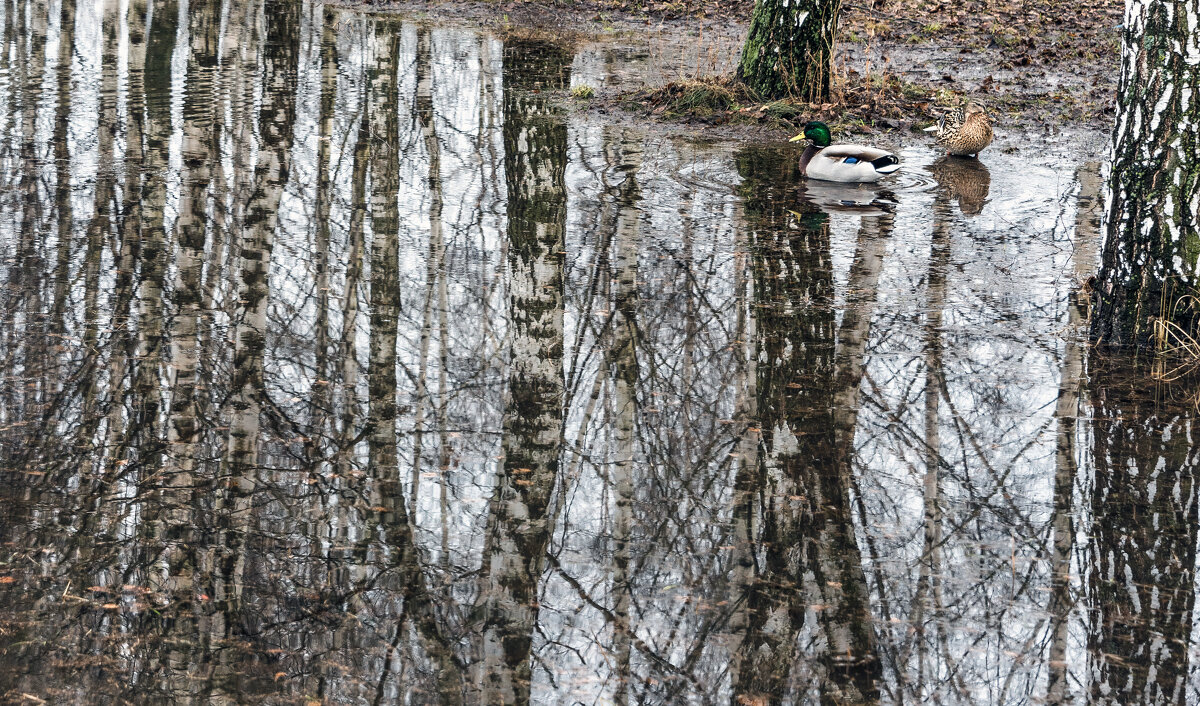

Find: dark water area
<box><xmin>0</xmin><ymin>1</ymin><xmax>1197</xmax><ymax>704</ymax></box>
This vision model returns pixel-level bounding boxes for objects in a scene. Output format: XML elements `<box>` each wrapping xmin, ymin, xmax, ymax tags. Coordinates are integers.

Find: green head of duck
<box><xmin>790</xmin><ymin>121</ymin><xmax>833</xmax><ymax>148</ymax></box>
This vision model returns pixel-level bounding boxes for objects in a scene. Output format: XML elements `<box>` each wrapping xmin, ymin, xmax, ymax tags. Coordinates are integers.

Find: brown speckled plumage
<box><xmin>928</xmin><ymin>102</ymin><xmax>993</xmax><ymax>157</ymax></box>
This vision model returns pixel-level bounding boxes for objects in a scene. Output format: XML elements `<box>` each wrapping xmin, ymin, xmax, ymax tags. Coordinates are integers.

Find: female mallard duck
<box><xmin>789</xmin><ymin>121</ymin><xmax>900</xmax><ymax>183</ymax></box>
<box><xmin>924</xmin><ymin>102</ymin><xmax>993</xmax><ymax>157</ymax></box>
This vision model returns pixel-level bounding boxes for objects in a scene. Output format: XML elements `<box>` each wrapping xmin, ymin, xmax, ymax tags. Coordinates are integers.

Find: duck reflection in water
<box><xmin>928</xmin><ymin>155</ymin><xmax>991</xmax><ymax>215</ymax></box>
<box><xmin>793</xmin><ymin>179</ymin><xmax>897</xmax><ymax>218</ymax></box>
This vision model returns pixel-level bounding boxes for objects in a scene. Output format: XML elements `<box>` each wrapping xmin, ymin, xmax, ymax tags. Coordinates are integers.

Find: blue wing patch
<box><xmin>842</xmin><ymin>156</ymin><xmax>860</xmax><ymax>164</ymax></box>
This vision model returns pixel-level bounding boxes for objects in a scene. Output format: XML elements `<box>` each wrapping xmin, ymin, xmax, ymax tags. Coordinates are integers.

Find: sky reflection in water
<box><xmin>0</xmin><ymin>1</ymin><xmax>1196</xmax><ymax>704</ymax></box>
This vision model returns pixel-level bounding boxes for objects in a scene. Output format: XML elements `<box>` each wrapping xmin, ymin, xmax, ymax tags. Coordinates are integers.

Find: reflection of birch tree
<box><xmin>341</xmin><ymin>51</ymin><xmax>370</xmax><ymax>469</ymax></box>
<box><xmin>473</xmin><ymin>38</ymin><xmax>571</xmax><ymax>705</ymax></box>
<box><xmin>360</xmin><ymin>24</ymin><xmax>461</xmax><ymax>702</ymax></box>
<box><xmin>411</xmin><ymin>28</ymin><xmax>446</xmax><ymax>510</ymax></box>
<box><xmin>15</xmin><ymin>0</ymin><xmax>48</xmax><ymax>390</ymax></box>
<box><xmin>310</xmin><ymin>6</ymin><xmax>339</xmax><ymax>467</ymax></box>
<box><xmin>71</xmin><ymin>0</ymin><xmax>121</xmax><ymax>505</ymax></box>
<box><xmin>150</xmin><ymin>3</ymin><xmax>221</xmax><ymax>698</ymax></box>
<box><xmin>1087</xmin><ymin>367</ymin><xmax>1198</xmax><ymax>704</ymax></box>
<box><xmin>216</xmin><ymin>0</ymin><xmax>299</xmax><ymax>633</ymax></box>
<box><xmin>164</xmin><ymin>0</ymin><xmax>217</xmax><ymax>565</ymax></box>
<box><xmin>366</xmin><ymin>25</ymin><xmax>403</xmax><ymax>528</ymax></box>
<box><xmin>1044</xmin><ymin>165</ymin><xmax>1100</xmax><ymax>704</ymax></box>
<box><xmin>49</xmin><ymin>0</ymin><xmax>75</xmax><ymax>332</ymax></box>
<box><xmin>101</xmin><ymin>0</ymin><xmax>148</xmax><ymax>528</ymax></box>
<box><xmin>910</xmin><ymin>185</ymin><xmax>950</xmax><ymax>699</ymax></box>
<box><xmin>605</xmin><ymin>129</ymin><xmax>643</xmax><ymax>705</ymax></box>
<box><xmin>132</xmin><ymin>0</ymin><xmax>178</xmax><ymax>559</ymax></box>
<box><xmin>731</xmin><ymin>149</ymin><xmax>881</xmax><ymax>705</ymax></box>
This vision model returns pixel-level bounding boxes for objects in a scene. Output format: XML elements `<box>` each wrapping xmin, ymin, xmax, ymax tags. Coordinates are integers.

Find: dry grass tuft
<box><xmin>658</xmin><ymin>76</ymin><xmax>742</xmax><ymax>114</ymax></box>
<box><xmin>1149</xmin><ymin>295</ymin><xmax>1200</xmax><ymax>393</ymax></box>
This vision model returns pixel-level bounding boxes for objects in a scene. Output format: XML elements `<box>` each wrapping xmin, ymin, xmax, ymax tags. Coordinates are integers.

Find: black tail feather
<box><xmin>871</xmin><ymin>154</ymin><xmax>901</xmax><ymax>173</ymax></box>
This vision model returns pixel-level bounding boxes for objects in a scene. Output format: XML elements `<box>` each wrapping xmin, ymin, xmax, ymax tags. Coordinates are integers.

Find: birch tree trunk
<box><xmin>1091</xmin><ymin>0</ymin><xmax>1200</xmax><ymax>347</ymax></box>
<box><xmin>737</xmin><ymin>0</ymin><xmax>842</xmax><ymax>101</ymax></box>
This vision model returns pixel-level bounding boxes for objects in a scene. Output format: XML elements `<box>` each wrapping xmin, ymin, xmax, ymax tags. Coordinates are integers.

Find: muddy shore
<box><xmin>343</xmin><ymin>0</ymin><xmax>1119</xmax><ymax>145</ymax></box>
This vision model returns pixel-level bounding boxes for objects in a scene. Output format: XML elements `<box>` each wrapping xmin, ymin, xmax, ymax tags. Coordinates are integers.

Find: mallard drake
<box><xmin>924</xmin><ymin>102</ymin><xmax>993</xmax><ymax>157</ymax></box>
<box><xmin>788</xmin><ymin>121</ymin><xmax>900</xmax><ymax>183</ymax></box>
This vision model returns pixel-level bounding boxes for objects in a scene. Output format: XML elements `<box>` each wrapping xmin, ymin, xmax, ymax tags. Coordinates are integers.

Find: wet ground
<box><xmin>1</xmin><ymin>1</ymin><xmax>1198</xmax><ymax>705</ymax></box>
<box><xmin>370</xmin><ymin>0</ymin><xmax>1122</xmax><ymax>133</ymax></box>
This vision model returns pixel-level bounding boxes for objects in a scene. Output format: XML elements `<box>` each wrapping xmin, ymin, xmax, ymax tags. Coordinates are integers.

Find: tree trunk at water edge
<box><xmin>1091</xmin><ymin>0</ymin><xmax>1200</xmax><ymax>348</ymax></box>
<box><xmin>737</xmin><ymin>0</ymin><xmax>841</xmax><ymax>101</ymax></box>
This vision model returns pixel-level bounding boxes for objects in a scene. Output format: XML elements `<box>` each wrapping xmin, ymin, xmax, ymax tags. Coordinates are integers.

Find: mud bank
<box><xmin>348</xmin><ymin>0</ymin><xmax>1120</xmax><ymax>142</ymax></box>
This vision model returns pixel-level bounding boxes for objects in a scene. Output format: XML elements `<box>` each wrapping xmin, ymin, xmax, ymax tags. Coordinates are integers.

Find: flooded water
<box><xmin>1</xmin><ymin>1</ymin><xmax>1198</xmax><ymax>704</ymax></box>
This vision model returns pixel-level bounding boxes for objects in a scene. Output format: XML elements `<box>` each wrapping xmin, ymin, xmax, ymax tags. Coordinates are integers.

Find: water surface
<box><xmin>0</xmin><ymin>2</ymin><xmax>1197</xmax><ymax>704</ymax></box>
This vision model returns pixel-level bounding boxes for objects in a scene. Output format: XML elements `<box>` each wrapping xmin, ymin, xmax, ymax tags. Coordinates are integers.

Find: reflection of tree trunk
<box><xmin>133</xmin><ymin>0</ymin><xmax>178</xmax><ymax>543</ymax></box>
<box><xmin>411</xmin><ymin>27</ymin><xmax>443</xmax><ymax>509</ymax></box>
<box><xmin>1072</xmin><ymin>163</ymin><xmax>1103</xmax><ymax>282</ymax></box>
<box><xmin>1091</xmin><ymin>0</ymin><xmax>1200</xmax><ymax>346</ymax></box>
<box><xmin>165</xmin><ymin>0</ymin><xmax>217</xmax><ymax>556</ymax></box>
<box><xmin>606</xmin><ymin>129</ymin><xmax>643</xmax><ymax>705</ymax></box>
<box><xmin>50</xmin><ymin>0</ymin><xmax>76</xmax><ymax>333</ymax></box>
<box><xmin>728</xmin><ymin>185</ymin><xmax>760</xmax><ymax>700</ymax></box>
<box><xmin>366</xmin><ymin>24</ymin><xmax>403</xmax><ymax>534</ymax></box>
<box><xmin>341</xmin><ymin>79</ymin><xmax>369</xmax><ymax>473</ymax></box>
<box><xmin>834</xmin><ymin>211</ymin><xmax>892</xmax><ymax>475</ymax></box>
<box><xmin>473</xmin><ymin>38</ymin><xmax>571</xmax><ymax>705</ymax></box>
<box><xmin>1087</xmin><ymin>362</ymin><xmax>1198</xmax><ymax>704</ymax></box>
<box><xmin>830</xmin><ymin>209</ymin><xmax>890</xmax><ymax>706</ymax></box>
<box><xmin>76</xmin><ymin>0</ymin><xmax>120</xmax><ymax>483</ymax></box>
<box><xmin>157</xmin><ymin>3</ymin><xmax>219</xmax><ymax>696</ymax></box>
<box><xmin>203</xmin><ymin>0</ymin><xmax>253</xmax><ymax>324</ymax></box>
<box><xmin>364</xmin><ymin>23</ymin><xmax>408</xmax><ymax>698</ymax></box>
<box><xmin>310</xmin><ymin>6</ymin><xmax>338</xmax><ymax>470</ymax></box>
<box><xmin>1045</xmin><ymin>165</ymin><xmax>1102</xmax><ymax>704</ymax></box>
<box><xmin>130</xmin><ymin>2</ymin><xmax>181</xmax><ymax>693</ymax></box>
<box><xmin>731</xmin><ymin>150</ymin><xmax>880</xmax><ymax>705</ymax></box>
<box><xmin>103</xmin><ymin>0</ymin><xmax>148</xmax><ymax>484</ymax></box>
<box><xmin>216</xmin><ymin>0</ymin><xmax>299</xmax><ymax>641</ymax></box>
<box><xmin>359</xmin><ymin>25</ymin><xmax>461</xmax><ymax>704</ymax></box>
<box><xmin>912</xmin><ymin>194</ymin><xmax>950</xmax><ymax>693</ymax></box>
<box><xmin>16</xmin><ymin>1</ymin><xmax>47</xmax><ymax>379</ymax></box>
